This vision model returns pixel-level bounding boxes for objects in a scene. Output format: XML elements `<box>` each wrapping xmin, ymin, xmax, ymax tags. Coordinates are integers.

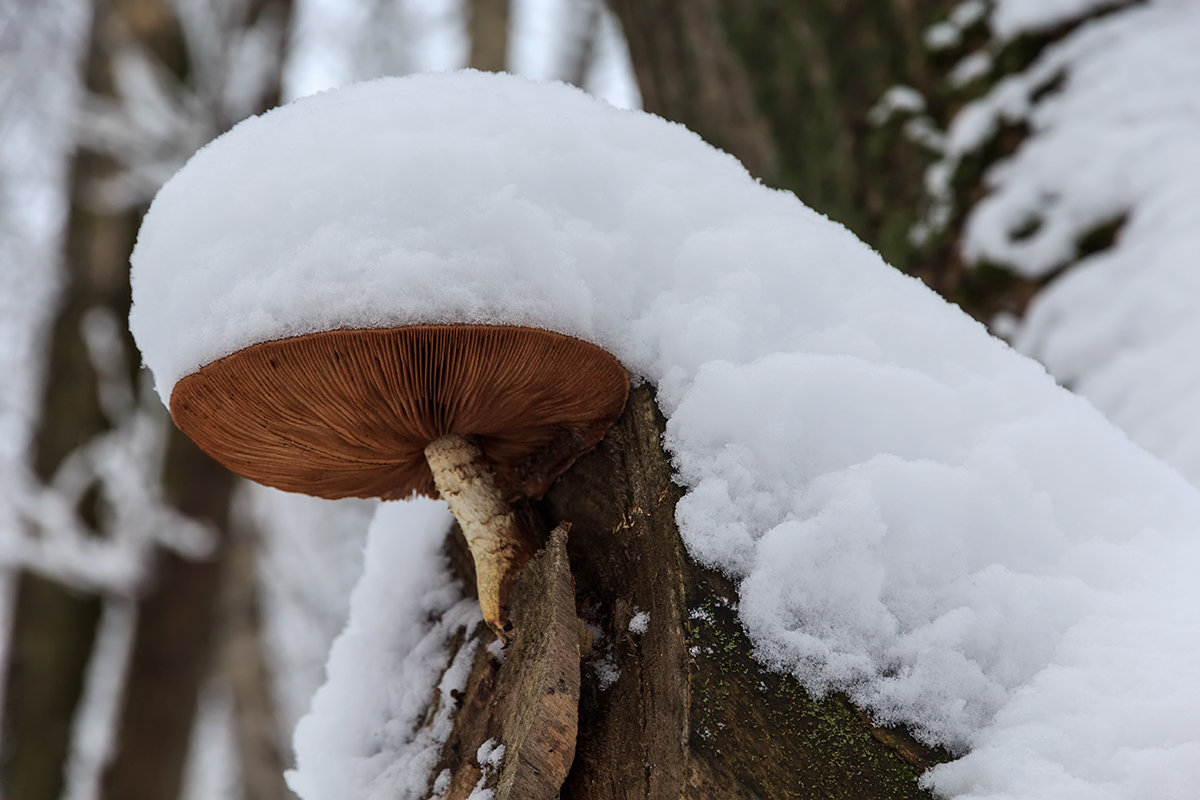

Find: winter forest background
<box><xmin>1</xmin><ymin>0</ymin><xmax>1198</xmax><ymax>799</ymax></box>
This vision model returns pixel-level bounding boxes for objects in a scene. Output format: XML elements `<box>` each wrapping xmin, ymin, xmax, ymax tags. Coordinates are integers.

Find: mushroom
<box><xmin>169</xmin><ymin>323</ymin><xmax>628</xmax><ymax>638</ymax></box>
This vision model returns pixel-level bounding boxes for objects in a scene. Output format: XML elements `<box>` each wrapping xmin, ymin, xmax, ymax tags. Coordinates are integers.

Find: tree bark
<box><xmin>0</xmin><ymin>575</ymin><xmax>103</xmax><ymax>800</ymax></box>
<box><xmin>468</xmin><ymin>0</ymin><xmax>509</xmax><ymax>72</ymax></box>
<box><xmin>606</xmin><ymin>0</ymin><xmax>779</xmax><ymax>182</ymax></box>
<box><xmin>419</xmin><ymin>386</ymin><xmax>948</xmax><ymax>798</ymax></box>
<box><xmin>608</xmin><ymin>0</ymin><xmax>952</xmax><ymax>272</ymax></box>
<box><xmin>431</xmin><ymin>526</ymin><xmax>582</xmax><ymax>800</ymax></box>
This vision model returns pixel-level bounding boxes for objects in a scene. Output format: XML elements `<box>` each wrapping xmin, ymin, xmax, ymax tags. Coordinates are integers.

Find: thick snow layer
<box><xmin>131</xmin><ymin>72</ymin><xmax>1200</xmax><ymax>799</ymax></box>
<box><xmin>286</xmin><ymin>498</ymin><xmax>478</xmax><ymax>800</ymax></box>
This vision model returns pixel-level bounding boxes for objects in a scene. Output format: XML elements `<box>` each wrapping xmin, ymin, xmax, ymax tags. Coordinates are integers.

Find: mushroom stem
<box><xmin>425</xmin><ymin>433</ymin><xmax>536</xmax><ymax>640</ymax></box>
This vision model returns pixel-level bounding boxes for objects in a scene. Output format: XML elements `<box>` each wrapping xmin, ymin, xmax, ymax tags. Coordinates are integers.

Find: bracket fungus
<box><xmin>170</xmin><ymin>324</ymin><xmax>628</xmax><ymax>637</ymax></box>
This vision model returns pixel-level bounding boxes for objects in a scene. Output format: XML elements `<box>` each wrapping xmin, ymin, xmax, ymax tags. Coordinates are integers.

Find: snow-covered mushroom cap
<box><xmin>129</xmin><ymin>69</ymin><xmax>770</xmax><ymax>402</ymax></box>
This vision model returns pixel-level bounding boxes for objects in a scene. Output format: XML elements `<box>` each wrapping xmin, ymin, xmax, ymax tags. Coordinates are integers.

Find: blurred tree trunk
<box><xmin>608</xmin><ymin>0</ymin><xmax>952</xmax><ymax>272</ymax></box>
<box><xmin>1</xmin><ymin>578</ymin><xmax>102</xmax><ymax>800</ymax></box>
<box><xmin>0</xmin><ymin>0</ymin><xmax>148</xmax><ymax>793</ymax></box>
<box><xmin>468</xmin><ymin>0</ymin><xmax>509</xmax><ymax>71</ymax></box>
<box><xmin>218</xmin><ymin>518</ymin><xmax>295</xmax><ymax>800</ymax></box>
<box><xmin>1</xmin><ymin>2</ymin><xmax>293</xmax><ymax>800</ymax></box>
<box><xmin>605</xmin><ymin>0</ymin><xmax>779</xmax><ymax>181</ymax></box>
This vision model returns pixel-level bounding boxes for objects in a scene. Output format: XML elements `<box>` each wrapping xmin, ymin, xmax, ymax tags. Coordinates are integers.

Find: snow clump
<box><xmin>284</xmin><ymin>498</ymin><xmax>478</xmax><ymax>800</ymax></box>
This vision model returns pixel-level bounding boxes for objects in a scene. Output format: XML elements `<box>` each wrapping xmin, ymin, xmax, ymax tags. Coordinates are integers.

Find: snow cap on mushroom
<box><xmin>130</xmin><ymin>71</ymin><xmax>665</xmax><ymax>637</ymax></box>
<box><xmin>129</xmin><ymin>70</ymin><xmax>761</xmax><ymax>402</ymax></box>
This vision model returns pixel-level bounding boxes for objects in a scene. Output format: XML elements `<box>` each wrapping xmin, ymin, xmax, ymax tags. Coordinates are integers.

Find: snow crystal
<box><xmin>591</xmin><ymin>653</ymin><xmax>620</xmax><ymax>692</ymax></box>
<box><xmin>468</xmin><ymin>739</ymin><xmax>505</xmax><ymax>800</ymax></box>
<box><xmin>132</xmin><ymin>71</ymin><xmax>1200</xmax><ymax>799</ymax></box>
<box><xmin>286</xmin><ymin>498</ymin><xmax>479</xmax><ymax>800</ymax></box>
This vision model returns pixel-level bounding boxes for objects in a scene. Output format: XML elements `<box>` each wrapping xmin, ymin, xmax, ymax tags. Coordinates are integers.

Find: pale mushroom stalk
<box><xmin>425</xmin><ymin>433</ymin><xmax>536</xmax><ymax>639</ymax></box>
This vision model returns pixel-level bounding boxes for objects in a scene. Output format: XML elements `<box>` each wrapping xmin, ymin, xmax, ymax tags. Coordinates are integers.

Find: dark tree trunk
<box><xmin>606</xmin><ymin>0</ymin><xmax>779</xmax><ymax>182</ymax></box>
<box><xmin>99</xmin><ymin>433</ymin><xmax>236</xmax><ymax>800</ymax></box>
<box><xmin>1</xmin><ymin>575</ymin><xmax>103</xmax><ymax>800</ymax></box>
<box><xmin>419</xmin><ymin>386</ymin><xmax>949</xmax><ymax>799</ymax></box>
<box><xmin>468</xmin><ymin>0</ymin><xmax>509</xmax><ymax>71</ymax></box>
<box><xmin>220</xmin><ymin>516</ymin><xmax>296</xmax><ymax>800</ymax></box>
<box><xmin>608</xmin><ymin>0</ymin><xmax>952</xmax><ymax>272</ymax></box>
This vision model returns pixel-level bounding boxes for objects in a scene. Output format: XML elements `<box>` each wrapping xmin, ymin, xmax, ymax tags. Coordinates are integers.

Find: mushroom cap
<box><xmin>169</xmin><ymin>324</ymin><xmax>629</xmax><ymax>501</ymax></box>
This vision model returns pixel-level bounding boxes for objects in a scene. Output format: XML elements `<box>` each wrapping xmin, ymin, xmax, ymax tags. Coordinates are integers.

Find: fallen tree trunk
<box><xmin>423</xmin><ymin>385</ymin><xmax>948</xmax><ymax>798</ymax></box>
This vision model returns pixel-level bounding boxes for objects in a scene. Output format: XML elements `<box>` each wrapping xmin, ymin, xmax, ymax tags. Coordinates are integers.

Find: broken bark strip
<box><xmin>493</xmin><ymin>527</ymin><xmax>581</xmax><ymax>798</ymax></box>
<box><xmin>429</xmin><ymin>526</ymin><xmax>582</xmax><ymax>800</ymax></box>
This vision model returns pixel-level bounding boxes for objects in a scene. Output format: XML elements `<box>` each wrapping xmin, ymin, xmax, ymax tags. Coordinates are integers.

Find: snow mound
<box><xmin>285</xmin><ymin>498</ymin><xmax>476</xmax><ymax>800</ymax></box>
<box><xmin>131</xmin><ymin>71</ymin><xmax>1200</xmax><ymax>799</ymax></box>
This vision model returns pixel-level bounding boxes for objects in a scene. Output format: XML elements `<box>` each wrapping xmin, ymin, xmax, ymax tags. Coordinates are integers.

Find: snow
<box><xmin>237</xmin><ymin>485</ymin><xmax>372</xmax><ymax>733</ymax></box>
<box><xmin>924</xmin><ymin>22</ymin><xmax>962</xmax><ymax>51</ymax></box>
<box><xmin>948</xmin><ymin>51</ymin><xmax>992</xmax><ymax>87</ymax></box>
<box><xmin>590</xmin><ymin>652</ymin><xmax>619</xmax><ymax>691</ymax></box>
<box><xmin>628</xmin><ymin>610</ymin><xmax>649</xmax><ymax>635</ymax></box>
<box><xmin>924</xmin><ymin>1</ymin><xmax>987</xmax><ymax>51</ymax></box>
<box><xmin>464</xmin><ymin>739</ymin><xmax>505</xmax><ymax>800</ymax></box>
<box><xmin>285</xmin><ymin>498</ymin><xmax>479</xmax><ymax>800</ymax></box>
<box><xmin>0</xmin><ymin>0</ymin><xmax>81</xmax><ymax>467</ymax></box>
<box><xmin>938</xmin><ymin>0</ymin><xmax>1200</xmax><ymax>497</ymax></box>
<box><xmin>988</xmin><ymin>0</ymin><xmax>1129</xmax><ymax>40</ymax></box>
<box><xmin>130</xmin><ymin>71</ymin><xmax>1200</xmax><ymax>799</ymax></box>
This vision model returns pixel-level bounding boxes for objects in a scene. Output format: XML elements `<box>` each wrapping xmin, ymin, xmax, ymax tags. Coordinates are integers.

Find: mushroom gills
<box><xmin>425</xmin><ymin>432</ymin><xmax>536</xmax><ymax>639</ymax></box>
